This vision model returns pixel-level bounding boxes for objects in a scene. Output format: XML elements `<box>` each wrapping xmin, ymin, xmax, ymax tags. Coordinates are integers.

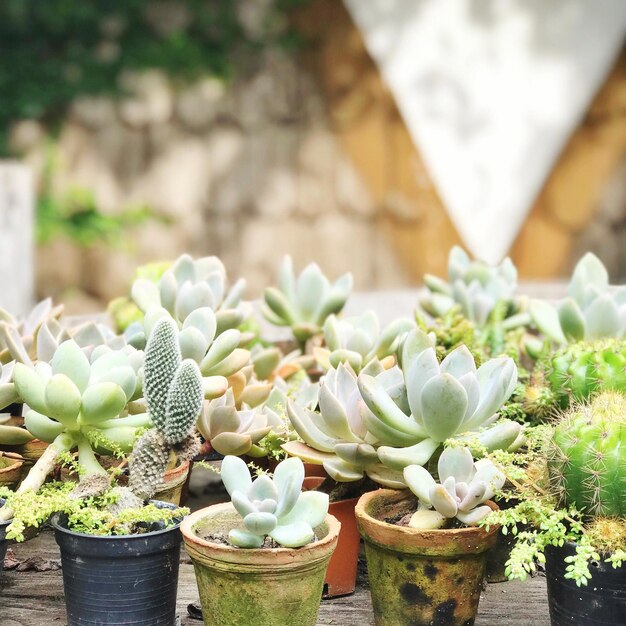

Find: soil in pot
<box><xmin>181</xmin><ymin>502</ymin><xmax>340</xmax><ymax>626</ymax></box>
<box><xmin>356</xmin><ymin>489</ymin><xmax>499</xmax><ymax>626</ymax></box>
<box><xmin>303</xmin><ymin>476</ymin><xmax>361</xmax><ymax>598</ymax></box>
<box><xmin>545</xmin><ymin>542</ymin><xmax>626</xmax><ymax>626</ymax></box>
<box><xmin>52</xmin><ymin>501</ymin><xmax>183</xmax><ymax>626</ymax></box>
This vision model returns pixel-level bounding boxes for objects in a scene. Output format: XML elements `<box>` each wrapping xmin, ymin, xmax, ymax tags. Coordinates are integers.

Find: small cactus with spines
<box><xmin>548</xmin><ymin>391</ymin><xmax>626</xmax><ymax>517</ymax></box>
<box><xmin>129</xmin><ymin>317</ymin><xmax>204</xmax><ymax>500</ymax></box>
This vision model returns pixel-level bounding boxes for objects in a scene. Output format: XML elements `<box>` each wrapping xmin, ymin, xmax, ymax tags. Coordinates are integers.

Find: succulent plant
<box><xmin>419</xmin><ymin>247</ymin><xmax>520</xmax><ymax>327</ymax></box>
<box><xmin>548</xmin><ymin>391</ymin><xmax>626</xmax><ymax>517</ymax></box>
<box><xmin>221</xmin><ymin>455</ymin><xmax>329</xmax><ymax>548</ymax></box>
<box><xmin>130</xmin><ymin>253</ymin><xmax>247</xmax><ymax>340</ymax></box>
<box><xmin>128</xmin><ymin>317</ymin><xmax>204</xmax><ymax>500</ymax></box>
<box><xmin>403</xmin><ymin>447</ymin><xmax>505</xmax><ymax>529</ymax></box>
<box><xmin>315</xmin><ymin>310</ymin><xmax>414</xmax><ymax>372</ymax></box>
<box><xmin>0</xmin><ymin>362</ymin><xmax>18</xmax><ymax>411</ymax></box>
<box><xmin>531</xmin><ymin>253</ymin><xmax>626</xmax><ymax>344</ymax></box>
<box><xmin>0</xmin><ymin>298</ymin><xmax>64</xmax><ymax>363</ymax></box>
<box><xmin>197</xmin><ymin>388</ymin><xmax>279</xmax><ymax>457</ymax></box>
<box><xmin>0</xmin><ymin>413</ymin><xmax>33</xmax><ymax>445</ymax></box>
<box><xmin>0</xmin><ymin>341</ymin><xmax>148</xmax><ymax>521</ymax></box>
<box><xmin>250</xmin><ymin>344</ymin><xmax>314</xmax><ymax>382</ymax></box>
<box><xmin>284</xmin><ymin>330</ymin><xmax>521</xmax><ymax>486</ymax></box>
<box><xmin>262</xmin><ymin>256</ymin><xmax>353</xmax><ymax>345</ymax></box>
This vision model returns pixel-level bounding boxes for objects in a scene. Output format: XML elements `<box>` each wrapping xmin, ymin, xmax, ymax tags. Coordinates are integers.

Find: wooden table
<box><xmin>2</xmin><ymin>529</ymin><xmax>549</xmax><ymax>626</ymax></box>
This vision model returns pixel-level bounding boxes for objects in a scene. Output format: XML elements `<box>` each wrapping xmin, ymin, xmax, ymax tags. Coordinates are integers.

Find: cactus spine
<box><xmin>548</xmin><ymin>392</ymin><xmax>626</xmax><ymax>517</ymax></box>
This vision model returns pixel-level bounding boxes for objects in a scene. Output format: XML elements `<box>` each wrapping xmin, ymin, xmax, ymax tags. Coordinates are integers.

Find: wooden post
<box><xmin>0</xmin><ymin>162</ymin><xmax>34</xmax><ymax>315</ymax></box>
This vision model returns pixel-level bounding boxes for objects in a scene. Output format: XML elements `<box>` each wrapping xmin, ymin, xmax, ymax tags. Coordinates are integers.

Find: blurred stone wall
<box><xmin>14</xmin><ymin>47</ymin><xmax>409</xmax><ymax>311</ymax></box>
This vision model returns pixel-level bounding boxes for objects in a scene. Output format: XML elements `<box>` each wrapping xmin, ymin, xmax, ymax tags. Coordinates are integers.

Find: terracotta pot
<box><xmin>153</xmin><ymin>460</ymin><xmax>190</xmax><ymax>506</ymax></box>
<box><xmin>181</xmin><ymin>502</ymin><xmax>340</xmax><ymax>626</ymax></box>
<box><xmin>303</xmin><ymin>476</ymin><xmax>361</xmax><ymax>598</ymax></box>
<box><xmin>356</xmin><ymin>489</ymin><xmax>499</xmax><ymax>626</ymax></box>
<box><xmin>0</xmin><ymin>456</ymin><xmax>24</xmax><ymax>490</ymax></box>
<box><xmin>16</xmin><ymin>438</ymin><xmax>49</xmax><ymax>462</ymax></box>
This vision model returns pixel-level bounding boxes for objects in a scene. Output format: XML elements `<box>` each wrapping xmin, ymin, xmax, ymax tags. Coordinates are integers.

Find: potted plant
<box><xmin>181</xmin><ymin>455</ymin><xmax>340</xmax><ymax>626</ymax></box>
<box><xmin>487</xmin><ymin>391</ymin><xmax>626</xmax><ymax>626</ymax></box>
<box><xmin>356</xmin><ymin>447</ymin><xmax>504</xmax><ymax>626</ymax></box>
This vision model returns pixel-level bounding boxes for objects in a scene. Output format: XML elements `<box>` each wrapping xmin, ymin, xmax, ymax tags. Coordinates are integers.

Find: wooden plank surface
<box><xmin>1</xmin><ymin>529</ymin><xmax>550</xmax><ymax>626</ymax></box>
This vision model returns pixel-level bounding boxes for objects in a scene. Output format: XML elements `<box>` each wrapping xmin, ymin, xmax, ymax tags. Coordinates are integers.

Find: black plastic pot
<box><xmin>0</xmin><ymin>498</ymin><xmax>9</xmax><ymax>568</ymax></box>
<box><xmin>545</xmin><ymin>542</ymin><xmax>626</xmax><ymax>626</ymax></box>
<box><xmin>52</xmin><ymin>501</ymin><xmax>183</xmax><ymax>626</ymax></box>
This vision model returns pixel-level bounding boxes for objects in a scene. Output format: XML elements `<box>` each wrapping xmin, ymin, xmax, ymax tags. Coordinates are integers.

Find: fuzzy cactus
<box><xmin>262</xmin><ymin>256</ymin><xmax>353</xmax><ymax>345</ymax></box>
<box><xmin>403</xmin><ymin>447</ymin><xmax>505</xmax><ymax>529</ymax></box>
<box><xmin>419</xmin><ymin>246</ymin><xmax>520</xmax><ymax>327</ymax></box>
<box><xmin>316</xmin><ymin>310</ymin><xmax>415</xmax><ymax>372</ymax></box>
<box><xmin>128</xmin><ymin>317</ymin><xmax>204</xmax><ymax>500</ymax></box>
<box><xmin>221</xmin><ymin>455</ymin><xmax>329</xmax><ymax>548</ymax></box>
<box><xmin>548</xmin><ymin>392</ymin><xmax>626</xmax><ymax>517</ymax></box>
<box><xmin>531</xmin><ymin>253</ymin><xmax>626</xmax><ymax>344</ymax></box>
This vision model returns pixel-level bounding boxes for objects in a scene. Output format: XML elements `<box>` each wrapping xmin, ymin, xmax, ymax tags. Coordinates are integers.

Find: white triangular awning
<box><xmin>344</xmin><ymin>0</ymin><xmax>626</xmax><ymax>264</ymax></box>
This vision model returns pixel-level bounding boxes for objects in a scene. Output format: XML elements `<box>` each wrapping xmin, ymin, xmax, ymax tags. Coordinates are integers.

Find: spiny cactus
<box><xmin>419</xmin><ymin>246</ymin><xmax>520</xmax><ymax>327</ymax></box>
<box><xmin>262</xmin><ymin>256</ymin><xmax>353</xmax><ymax>345</ymax></box>
<box><xmin>196</xmin><ymin>388</ymin><xmax>278</xmax><ymax>457</ymax></box>
<box><xmin>129</xmin><ymin>317</ymin><xmax>204</xmax><ymax>500</ymax></box>
<box><xmin>315</xmin><ymin>310</ymin><xmax>414</xmax><ymax>372</ymax></box>
<box><xmin>130</xmin><ymin>253</ymin><xmax>247</xmax><ymax>341</ymax></box>
<box><xmin>221</xmin><ymin>455</ymin><xmax>329</xmax><ymax>548</ymax></box>
<box><xmin>548</xmin><ymin>392</ymin><xmax>626</xmax><ymax>517</ymax></box>
<box><xmin>531</xmin><ymin>253</ymin><xmax>626</xmax><ymax>344</ymax></box>
<box><xmin>403</xmin><ymin>447</ymin><xmax>505</xmax><ymax>529</ymax></box>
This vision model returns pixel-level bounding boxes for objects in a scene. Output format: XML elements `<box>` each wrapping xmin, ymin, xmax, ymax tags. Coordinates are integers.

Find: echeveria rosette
<box><xmin>221</xmin><ymin>455</ymin><xmax>329</xmax><ymax>548</ymax></box>
<box><xmin>531</xmin><ymin>253</ymin><xmax>626</xmax><ymax>344</ymax></box>
<box><xmin>419</xmin><ymin>246</ymin><xmax>519</xmax><ymax>327</ymax></box>
<box><xmin>197</xmin><ymin>388</ymin><xmax>280</xmax><ymax>457</ymax></box>
<box><xmin>13</xmin><ymin>340</ymin><xmax>149</xmax><ymax>475</ymax></box>
<box><xmin>316</xmin><ymin>310</ymin><xmax>415</xmax><ymax>372</ymax></box>
<box><xmin>403</xmin><ymin>447</ymin><xmax>505</xmax><ymax>529</ymax></box>
<box><xmin>262</xmin><ymin>256</ymin><xmax>353</xmax><ymax>345</ymax></box>
<box><xmin>363</xmin><ymin>329</ymin><xmax>521</xmax><ymax>472</ymax></box>
<box><xmin>130</xmin><ymin>253</ymin><xmax>247</xmax><ymax>339</ymax></box>
<box><xmin>284</xmin><ymin>360</ymin><xmax>407</xmax><ymax>487</ymax></box>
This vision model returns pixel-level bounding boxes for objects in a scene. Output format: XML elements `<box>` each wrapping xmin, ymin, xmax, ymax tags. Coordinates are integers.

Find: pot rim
<box><xmin>356</xmin><ymin>489</ymin><xmax>500</xmax><ymax>553</ymax></box>
<box><xmin>51</xmin><ymin>499</ymin><xmax>183</xmax><ymax>540</ymax></box>
<box><xmin>181</xmin><ymin>501</ymin><xmax>341</xmax><ymax>555</ymax></box>
<box><xmin>0</xmin><ymin>456</ymin><xmax>24</xmax><ymax>473</ymax></box>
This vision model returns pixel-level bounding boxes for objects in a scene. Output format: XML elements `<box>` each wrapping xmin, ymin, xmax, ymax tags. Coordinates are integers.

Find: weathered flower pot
<box><xmin>52</xmin><ymin>501</ymin><xmax>183</xmax><ymax>626</ymax></box>
<box><xmin>356</xmin><ymin>489</ymin><xmax>499</xmax><ymax>626</ymax></box>
<box><xmin>303</xmin><ymin>476</ymin><xmax>361</xmax><ymax>598</ymax></box>
<box><xmin>545</xmin><ymin>542</ymin><xmax>626</xmax><ymax>626</ymax></box>
<box><xmin>153</xmin><ymin>460</ymin><xmax>190</xmax><ymax>505</ymax></box>
<box><xmin>0</xmin><ymin>456</ymin><xmax>24</xmax><ymax>490</ymax></box>
<box><xmin>181</xmin><ymin>502</ymin><xmax>340</xmax><ymax>626</ymax></box>
<box><xmin>16</xmin><ymin>438</ymin><xmax>48</xmax><ymax>462</ymax></box>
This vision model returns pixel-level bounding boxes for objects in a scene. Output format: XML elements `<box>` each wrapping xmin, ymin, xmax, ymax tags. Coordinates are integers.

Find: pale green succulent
<box><xmin>531</xmin><ymin>253</ymin><xmax>626</xmax><ymax>343</ymax></box>
<box><xmin>0</xmin><ymin>362</ymin><xmax>18</xmax><ymax>411</ymax></box>
<box><xmin>129</xmin><ymin>317</ymin><xmax>204</xmax><ymax>500</ymax></box>
<box><xmin>221</xmin><ymin>455</ymin><xmax>329</xmax><ymax>548</ymax></box>
<box><xmin>284</xmin><ymin>330</ymin><xmax>521</xmax><ymax>486</ymax></box>
<box><xmin>129</xmin><ymin>253</ymin><xmax>247</xmax><ymax>344</ymax></box>
<box><xmin>0</xmin><ymin>413</ymin><xmax>34</xmax><ymax>445</ymax></box>
<box><xmin>403</xmin><ymin>447</ymin><xmax>505</xmax><ymax>529</ymax></box>
<box><xmin>419</xmin><ymin>246</ymin><xmax>519</xmax><ymax>326</ymax></box>
<box><xmin>262</xmin><ymin>256</ymin><xmax>353</xmax><ymax>345</ymax></box>
<box><xmin>13</xmin><ymin>341</ymin><xmax>149</xmax><ymax>476</ymax></box>
<box><xmin>250</xmin><ymin>344</ymin><xmax>314</xmax><ymax>382</ymax></box>
<box><xmin>197</xmin><ymin>388</ymin><xmax>280</xmax><ymax>457</ymax></box>
<box><xmin>316</xmin><ymin>310</ymin><xmax>415</xmax><ymax>372</ymax></box>
<box><xmin>0</xmin><ymin>298</ymin><xmax>64</xmax><ymax>363</ymax></box>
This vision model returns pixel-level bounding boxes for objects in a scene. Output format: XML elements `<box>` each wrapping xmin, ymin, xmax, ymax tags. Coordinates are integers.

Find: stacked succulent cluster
<box><xmin>548</xmin><ymin>391</ymin><xmax>626</xmax><ymax>517</ymax></box>
<box><xmin>128</xmin><ymin>317</ymin><xmax>204</xmax><ymax>500</ymax></box>
<box><xmin>221</xmin><ymin>455</ymin><xmax>329</xmax><ymax>548</ymax></box>
<box><xmin>404</xmin><ymin>447</ymin><xmax>505</xmax><ymax>529</ymax></box>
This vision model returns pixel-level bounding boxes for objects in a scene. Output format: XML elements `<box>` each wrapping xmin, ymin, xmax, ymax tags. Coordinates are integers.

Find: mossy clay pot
<box><xmin>181</xmin><ymin>502</ymin><xmax>340</xmax><ymax>626</ymax></box>
<box><xmin>356</xmin><ymin>489</ymin><xmax>499</xmax><ymax>626</ymax></box>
